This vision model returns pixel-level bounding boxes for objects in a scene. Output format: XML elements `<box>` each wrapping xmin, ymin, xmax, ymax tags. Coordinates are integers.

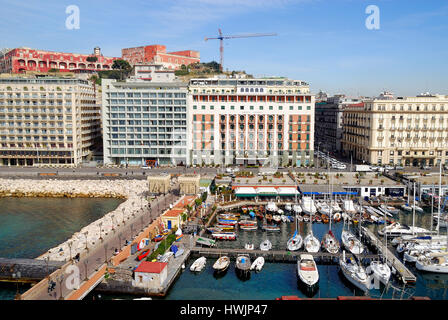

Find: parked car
<box><xmin>385</xmin><ymin>165</ymin><xmax>395</xmax><ymax>170</ymax></box>
<box><xmin>395</xmin><ymin>165</ymin><xmax>404</xmax><ymax>170</ymax></box>
<box><xmin>141</xmin><ymin>166</ymin><xmax>151</xmax><ymax>170</ymax></box>
<box><xmin>420</xmin><ymin>165</ymin><xmax>431</xmax><ymax>170</ymax></box>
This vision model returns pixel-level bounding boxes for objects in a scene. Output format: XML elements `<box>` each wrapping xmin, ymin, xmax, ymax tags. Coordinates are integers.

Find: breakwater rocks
<box><xmin>0</xmin><ymin>179</ymin><xmax>150</xmax><ymax>262</ymax></box>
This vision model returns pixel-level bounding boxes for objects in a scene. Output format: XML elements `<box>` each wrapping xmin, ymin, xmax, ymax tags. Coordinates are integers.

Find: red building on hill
<box><xmin>122</xmin><ymin>44</ymin><xmax>200</xmax><ymax>70</ymax></box>
<box><xmin>0</xmin><ymin>46</ymin><xmax>119</xmax><ymax>73</ymax></box>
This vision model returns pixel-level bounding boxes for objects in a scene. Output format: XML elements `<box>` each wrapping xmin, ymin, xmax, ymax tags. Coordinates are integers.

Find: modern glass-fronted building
<box><xmin>102</xmin><ymin>79</ymin><xmax>188</xmax><ymax>166</ymax></box>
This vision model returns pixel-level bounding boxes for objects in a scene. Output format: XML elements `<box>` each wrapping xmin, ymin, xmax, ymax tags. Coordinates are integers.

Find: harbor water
<box><xmin>92</xmin><ymin>205</ymin><xmax>448</xmax><ymax>300</ymax></box>
<box><xmin>0</xmin><ymin>197</ymin><xmax>124</xmax><ymax>300</ymax></box>
<box><xmin>1</xmin><ymin>197</ymin><xmax>447</xmax><ymax>300</ymax></box>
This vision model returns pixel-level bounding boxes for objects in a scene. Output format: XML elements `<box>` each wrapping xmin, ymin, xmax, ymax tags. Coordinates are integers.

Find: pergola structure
<box><xmin>178</xmin><ymin>174</ymin><xmax>201</xmax><ymax>195</ymax></box>
<box><xmin>147</xmin><ymin>174</ymin><xmax>171</xmax><ymax>194</ymax></box>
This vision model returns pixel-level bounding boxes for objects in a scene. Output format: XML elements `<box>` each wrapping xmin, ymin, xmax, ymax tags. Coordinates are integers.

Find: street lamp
<box><xmin>67</xmin><ymin>240</ymin><xmax>73</xmax><ymax>263</ymax></box>
<box><xmin>98</xmin><ymin>222</ymin><xmax>103</xmax><ymax>241</ymax></box>
<box><xmin>83</xmin><ymin>259</ymin><xmax>89</xmax><ymax>281</ymax></box>
<box><xmin>111</xmin><ymin>214</ymin><xmax>116</xmax><ymax>232</ymax></box>
<box><xmin>104</xmin><ymin>244</ymin><xmax>109</xmax><ymax>264</ymax></box>
<box><xmin>57</xmin><ymin>274</ymin><xmax>64</xmax><ymax>300</ymax></box>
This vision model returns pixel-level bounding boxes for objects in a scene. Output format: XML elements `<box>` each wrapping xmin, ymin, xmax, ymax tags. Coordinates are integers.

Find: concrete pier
<box><xmin>0</xmin><ymin>258</ymin><xmax>64</xmax><ymax>283</ymax></box>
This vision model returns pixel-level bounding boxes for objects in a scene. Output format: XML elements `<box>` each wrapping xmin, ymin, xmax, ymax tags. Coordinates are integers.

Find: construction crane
<box><xmin>204</xmin><ymin>29</ymin><xmax>277</xmax><ymax>72</ymax></box>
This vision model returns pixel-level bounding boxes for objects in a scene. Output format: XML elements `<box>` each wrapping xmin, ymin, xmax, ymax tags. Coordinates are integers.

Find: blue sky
<box><xmin>0</xmin><ymin>0</ymin><xmax>447</xmax><ymax>96</ymax></box>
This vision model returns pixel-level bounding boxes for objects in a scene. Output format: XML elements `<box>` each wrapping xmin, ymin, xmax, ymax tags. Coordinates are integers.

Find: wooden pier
<box><xmin>361</xmin><ymin>227</ymin><xmax>417</xmax><ymax>284</ymax></box>
<box><xmin>190</xmin><ymin>247</ymin><xmax>379</xmax><ymax>264</ymax></box>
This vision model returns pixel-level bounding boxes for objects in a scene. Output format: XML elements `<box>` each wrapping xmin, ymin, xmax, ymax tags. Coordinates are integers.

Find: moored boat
<box><xmin>240</xmin><ymin>225</ymin><xmax>258</xmax><ymax>231</ymax></box>
<box><xmin>211</xmin><ymin>232</ymin><xmax>237</xmax><ymax>240</ymax></box>
<box><xmin>250</xmin><ymin>257</ymin><xmax>265</xmax><ymax>272</ymax></box>
<box><xmin>260</xmin><ymin>239</ymin><xmax>273</xmax><ymax>251</ymax></box>
<box><xmin>190</xmin><ymin>256</ymin><xmax>207</xmax><ymax>272</ymax></box>
<box><xmin>235</xmin><ymin>254</ymin><xmax>251</xmax><ymax>279</ymax></box>
<box><xmin>262</xmin><ymin>224</ymin><xmax>281</xmax><ymax>232</ymax></box>
<box><xmin>339</xmin><ymin>251</ymin><xmax>370</xmax><ymax>292</ymax></box>
<box><xmin>287</xmin><ymin>231</ymin><xmax>303</xmax><ymax>251</ymax></box>
<box><xmin>297</xmin><ymin>254</ymin><xmax>319</xmax><ymax>295</ymax></box>
<box><xmin>213</xmin><ymin>256</ymin><xmax>230</xmax><ymax>274</ymax></box>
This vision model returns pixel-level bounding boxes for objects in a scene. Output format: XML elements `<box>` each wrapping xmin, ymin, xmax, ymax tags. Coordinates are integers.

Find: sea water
<box><xmin>0</xmin><ymin>197</ymin><xmax>124</xmax><ymax>300</ymax></box>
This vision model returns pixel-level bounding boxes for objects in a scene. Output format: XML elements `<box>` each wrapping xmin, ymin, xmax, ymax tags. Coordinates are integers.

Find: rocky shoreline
<box><xmin>0</xmin><ymin>178</ymin><xmax>149</xmax><ymax>262</ymax></box>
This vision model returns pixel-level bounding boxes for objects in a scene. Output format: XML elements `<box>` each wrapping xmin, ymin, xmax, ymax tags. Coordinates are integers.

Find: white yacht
<box><xmin>416</xmin><ymin>253</ymin><xmax>448</xmax><ymax>273</ymax></box>
<box><xmin>368</xmin><ymin>260</ymin><xmax>391</xmax><ymax>286</ymax></box>
<box><xmin>266</xmin><ymin>202</ymin><xmax>278</xmax><ymax>213</ymax></box>
<box><xmin>260</xmin><ymin>239</ymin><xmax>272</xmax><ymax>251</ymax></box>
<box><xmin>293</xmin><ymin>204</ymin><xmax>302</xmax><ymax>214</ymax></box>
<box><xmin>297</xmin><ymin>254</ymin><xmax>319</xmax><ymax>293</ymax></box>
<box><xmin>342</xmin><ymin>200</ymin><xmax>357</xmax><ymax>215</ymax></box>
<box><xmin>250</xmin><ymin>257</ymin><xmax>265</xmax><ymax>272</ymax></box>
<box><xmin>301</xmin><ymin>197</ymin><xmax>317</xmax><ymax>215</ymax></box>
<box><xmin>378</xmin><ymin>222</ymin><xmax>435</xmax><ymax>238</ymax></box>
<box><xmin>287</xmin><ymin>231</ymin><xmax>303</xmax><ymax>251</ymax></box>
<box><xmin>304</xmin><ymin>233</ymin><xmax>320</xmax><ymax>253</ymax></box>
<box><xmin>341</xmin><ymin>230</ymin><xmax>364</xmax><ymax>255</ymax></box>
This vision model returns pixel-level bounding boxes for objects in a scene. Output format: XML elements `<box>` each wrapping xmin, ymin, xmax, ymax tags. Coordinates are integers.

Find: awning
<box><xmin>235</xmin><ymin>187</ymin><xmax>257</xmax><ymax>197</ymax></box>
<box><xmin>256</xmin><ymin>187</ymin><xmax>278</xmax><ymax>196</ymax></box>
<box><xmin>277</xmin><ymin>187</ymin><xmax>299</xmax><ymax>196</ymax></box>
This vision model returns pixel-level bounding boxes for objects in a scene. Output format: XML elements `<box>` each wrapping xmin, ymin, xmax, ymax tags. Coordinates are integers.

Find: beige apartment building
<box><xmin>342</xmin><ymin>94</ymin><xmax>448</xmax><ymax>167</ymax></box>
<box><xmin>0</xmin><ymin>76</ymin><xmax>101</xmax><ymax>166</ymax></box>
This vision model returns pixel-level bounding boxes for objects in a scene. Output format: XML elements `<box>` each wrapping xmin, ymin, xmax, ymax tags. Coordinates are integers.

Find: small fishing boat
<box><xmin>215</xmin><ymin>224</ymin><xmax>234</xmax><ymax>231</ymax></box>
<box><xmin>159</xmin><ymin>251</ymin><xmax>174</xmax><ymax>263</ymax></box>
<box><xmin>245</xmin><ymin>243</ymin><xmax>254</xmax><ymax>250</ymax></box>
<box><xmin>211</xmin><ymin>232</ymin><xmax>237</xmax><ymax>240</ymax></box>
<box><xmin>303</xmin><ymin>215</ymin><xmax>310</xmax><ymax>223</ymax></box>
<box><xmin>174</xmin><ymin>247</ymin><xmax>185</xmax><ymax>258</ymax></box>
<box><xmin>287</xmin><ymin>216</ymin><xmax>294</xmax><ymax>222</ymax></box>
<box><xmin>153</xmin><ymin>234</ymin><xmax>164</xmax><ymax>242</ymax></box>
<box><xmin>238</xmin><ymin>219</ymin><xmax>257</xmax><ymax>226</ymax></box>
<box><xmin>265</xmin><ymin>213</ymin><xmax>273</xmax><ymax>223</ymax></box>
<box><xmin>218</xmin><ymin>214</ymin><xmax>238</xmax><ymax>220</ymax></box>
<box><xmin>297</xmin><ymin>254</ymin><xmax>319</xmax><ymax>295</ymax></box>
<box><xmin>401</xmin><ymin>203</ymin><xmax>424</xmax><ymax>213</ymax></box>
<box><xmin>260</xmin><ymin>239</ymin><xmax>272</xmax><ymax>251</ymax></box>
<box><xmin>255</xmin><ymin>211</ymin><xmax>264</xmax><ymax>220</ymax></box>
<box><xmin>281</xmin><ymin>215</ymin><xmax>289</xmax><ymax>223</ymax></box>
<box><xmin>175</xmin><ymin>227</ymin><xmax>183</xmax><ymax>241</ymax></box>
<box><xmin>262</xmin><ymin>224</ymin><xmax>281</xmax><ymax>232</ymax></box>
<box><xmin>296</xmin><ymin>215</ymin><xmax>304</xmax><ymax>222</ymax></box>
<box><xmin>287</xmin><ymin>230</ymin><xmax>303</xmax><ymax>251</ymax></box>
<box><xmin>249</xmin><ymin>211</ymin><xmax>256</xmax><ymax>219</ymax></box>
<box><xmin>273</xmin><ymin>215</ymin><xmax>282</xmax><ymax>223</ymax></box>
<box><xmin>250</xmin><ymin>257</ymin><xmax>265</xmax><ymax>272</ymax></box>
<box><xmin>301</xmin><ymin>197</ymin><xmax>317</xmax><ymax>215</ymax></box>
<box><xmin>217</xmin><ymin>219</ymin><xmax>238</xmax><ymax>226</ymax></box>
<box><xmin>321</xmin><ymin>214</ymin><xmax>329</xmax><ymax>224</ymax></box>
<box><xmin>313</xmin><ymin>215</ymin><xmax>322</xmax><ymax>223</ymax></box>
<box><xmin>241</xmin><ymin>206</ymin><xmax>248</xmax><ymax>214</ymax></box>
<box><xmin>161</xmin><ymin>229</ymin><xmax>170</xmax><ymax>236</ymax></box>
<box><xmin>240</xmin><ymin>225</ymin><xmax>258</xmax><ymax>231</ymax></box>
<box><xmin>137</xmin><ymin>249</ymin><xmax>150</xmax><ymax>261</ymax></box>
<box><xmin>190</xmin><ymin>256</ymin><xmax>207</xmax><ymax>272</ymax></box>
<box><xmin>285</xmin><ymin>203</ymin><xmax>292</xmax><ymax>212</ymax></box>
<box><xmin>213</xmin><ymin>256</ymin><xmax>230</xmax><ymax>274</ymax></box>
<box><xmin>235</xmin><ymin>254</ymin><xmax>251</xmax><ymax>279</ymax></box>
<box><xmin>207</xmin><ymin>227</ymin><xmax>223</xmax><ymax>233</ymax></box>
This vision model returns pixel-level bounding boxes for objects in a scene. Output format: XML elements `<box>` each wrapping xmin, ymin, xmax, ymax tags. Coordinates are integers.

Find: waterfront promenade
<box><xmin>18</xmin><ymin>191</ymin><xmax>179</xmax><ymax>300</ymax></box>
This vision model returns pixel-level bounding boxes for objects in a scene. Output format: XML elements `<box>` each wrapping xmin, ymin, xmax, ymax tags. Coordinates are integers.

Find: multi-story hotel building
<box><xmin>0</xmin><ymin>47</ymin><xmax>118</xmax><ymax>74</ymax></box>
<box><xmin>315</xmin><ymin>95</ymin><xmax>362</xmax><ymax>154</ymax></box>
<box><xmin>187</xmin><ymin>77</ymin><xmax>315</xmax><ymax>167</ymax></box>
<box><xmin>0</xmin><ymin>76</ymin><xmax>101</xmax><ymax>166</ymax></box>
<box><xmin>101</xmin><ymin>79</ymin><xmax>188</xmax><ymax>166</ymax></box>
<box><xmin>341</xmin><ymin>94</ymin><xmax>448</xmax><ymax>167</ymax></box>
<box><xmin>122</xmin><ymin>45</ymin><xmax>200</xmax><ymax>70</ymax></box>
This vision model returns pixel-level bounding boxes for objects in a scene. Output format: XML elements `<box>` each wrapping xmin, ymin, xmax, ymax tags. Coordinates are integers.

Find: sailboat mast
<box><xmin>431</xmin><ymin>185</ymin><xmax>434</xmax><ymax>232</ymax></box>
<box><xmin>438</xmin><ymin>161</ymin><xmax>442</xmax><ymax>236</ymax></box>
<box><xmin>413</xmin><ymin>182</ymin><xmax>416</xmax><ymax>236</ymax></box>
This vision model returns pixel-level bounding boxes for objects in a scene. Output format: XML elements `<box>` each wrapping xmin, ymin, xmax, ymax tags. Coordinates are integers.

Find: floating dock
<box><xmin>361</xmin><ymin>226</ymin><xmax>417</xmax><ymax>284</ymax></box>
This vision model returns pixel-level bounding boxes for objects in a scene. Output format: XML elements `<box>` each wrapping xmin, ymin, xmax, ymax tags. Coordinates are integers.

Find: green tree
<box><xmin>86</xmin><ymin>56</ymin><xmax>98</xmax><ymax>63</ymax></box>
<box><xmin>112</xmin><ymin>59</ymin><xmax>132</xmax><ymax>80</ymax></box>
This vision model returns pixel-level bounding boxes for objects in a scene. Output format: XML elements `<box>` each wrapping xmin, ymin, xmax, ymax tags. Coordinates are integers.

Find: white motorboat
<box><xmin>273</xmin><ymin>215</ymin><xmax>282</xmax><ymax>223</ymax></box>
<box><xmin>212</xmin><ymin>256</ymin><xmax>230</xmax><ymax>273</ymax></box>
<box><xmin>378</xmin><ymin>222</ymin><xmax>435</xmax><ymax>238</ymax></box>
<box><xmin>341</xmin><ymin>230</ymin><xmax>364</xmax><ymax>255</ymax></box>
<box><xmin>260</xmin><ymin>239</ymin><xmax>272</xmax><ymax>251</ymax></box>
<box><xmin>266</xmin><ymin>202</ymin><xmax>278</xmax><ymax>213</ymax></box>
<box><xmin>190</xmin><ymin>256</ymin><xmax>207</xmax><ymax>272</ymax></box>
<box><xmin>287</xmin><ymin>231</ymin><xmax>303</xmax><ymax>251</ymax></box>
<box><xmin>296</xmin><ymin>215</ymin><xmax>304</xmax><ymax>222</ymax></box>
<box><xmin>304</xmin><ymin>233</ymin><xmax>320</xmax><ymax>253</ymax></box>
<box><xmin>293</xmin><ymin>204</ymin><xmax>302</xmax><ymax>214</ymax></box>
<box><xmin>297</xmin><ymin>254</ymin><xmax>319</xmax><ymax>293</ymax></box>
<box><xmin>278</xmin><ymin>209</ymin><xmax>284</xmax><ymax>215</ymax></box>
<box><xmin>281</xmin><ymin>215</ymin><xmax>289</xmax><ymax>223</ymax></box>
<box><xmin>301</xmin><ymin>197</ymin><xmax>317</xmax><ymax>215</ymax></box>
<box><xmin>250</xmin><ymin>257</ymin><xmax>265</xmax><ymax>272</ymax></box>
<box><xmin>368</xmin><ymin>260</ymin><xmax>391</xmax><ymax>286</ymax></box>
<box><xmin>332</xmin><ymin>202</ymin><xmax>342</xmax><ymax>213</ymax></box>
<box><xmin>342</xmin><ymin>200</ymin><xmax>357</xmax><ymax>215</ymax></box>
<box><xmin>244</xmin><ymin>243</ymin><xmax>254</xmax><ymax>250</ymax></box>
<box><xmin>318</xmin><ymin>201</ymin><xmax>331</xmax><ymax>215</ymax></box>
<box><xmin>285</xmin><ymin>203</ymin><xmax>292</xmax><ymax>212</ymax></box>
<box><xmin>339</xmin><ymin>250</ymin><xmax>370</xmax><ymax>292</ymax></box>
<box><xmin>235</xmin><ymin>254</ymin><xmax>251</xmax><ymax>279</ymax></box>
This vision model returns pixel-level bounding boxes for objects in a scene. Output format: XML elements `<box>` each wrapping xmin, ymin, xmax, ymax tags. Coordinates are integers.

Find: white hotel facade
<box><xmin>187</xmin><ymin>78</ymin><xmax>315</xmax><ymax>167</ymax></box>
